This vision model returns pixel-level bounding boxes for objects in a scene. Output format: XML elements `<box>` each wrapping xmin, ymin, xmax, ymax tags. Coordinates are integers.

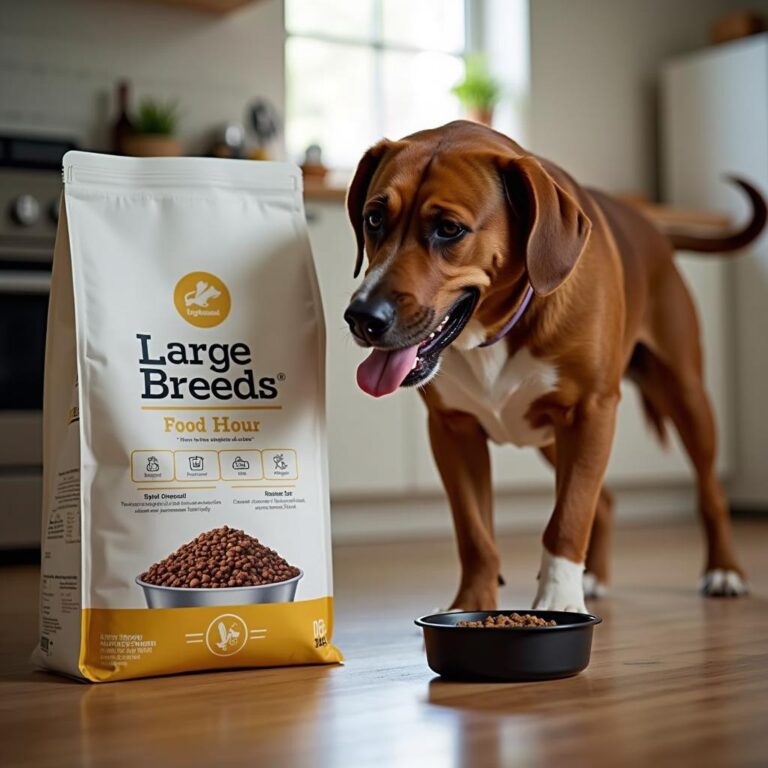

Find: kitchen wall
<box><xmin>4</xmin><ymin>0</ymin><xmax>765</xmax><ymax>193</ymax></box>
<box><xmin>528</xmin><ymin>0</ymin><xmax>768</xmax><ymax>197</ymax></box>
<box><xmin>0</xmin><ymin>0</ymin><xmax>284</xmax><ymax>154</ymax></box>
<box><xmin>2</xmin><ymin>0</ymin><xmax>763</xmax><ymax>543</ymax></box>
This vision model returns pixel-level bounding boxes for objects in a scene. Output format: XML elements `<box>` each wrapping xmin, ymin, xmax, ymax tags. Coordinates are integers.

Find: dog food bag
<box><xmin>34</xmin><ymin>152</ymin><xmax>342</xmax><ymax>681</ymax></box>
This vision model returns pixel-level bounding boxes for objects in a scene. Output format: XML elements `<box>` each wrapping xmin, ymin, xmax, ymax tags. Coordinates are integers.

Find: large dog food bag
<box><xmin>34</xmin><ymin>152</ymin><xmax>342</xmax><ymax>681</ymax></box>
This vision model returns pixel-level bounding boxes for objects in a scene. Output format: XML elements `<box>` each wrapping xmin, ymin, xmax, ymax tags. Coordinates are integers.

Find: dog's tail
<box><xmin>666</xmin><ymin>177</ymin><xmax>766</xmax><ymax>254</ymax></box>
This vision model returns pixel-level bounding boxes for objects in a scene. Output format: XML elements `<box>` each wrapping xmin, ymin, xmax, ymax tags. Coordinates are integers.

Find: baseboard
<box><xmin>731</xmin><ymin>505</ymin><xmax>768</xmax><ymax>519</ymax></box>
<box><xmin>1</xmin><ymin>480</ymin><xmax>703</xmax><ymax>551</ymax></box>
<box><xmin>330</xmin><ymin>483</ymin><xmax>698</xmax><ymax>543</ymax></box>
<box><xmin>0</xmin><ymin>548</ymin><xmax>41</xmax><ymax>565</ymax></box>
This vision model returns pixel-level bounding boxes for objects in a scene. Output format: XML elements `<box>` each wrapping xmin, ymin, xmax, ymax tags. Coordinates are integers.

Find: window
<box><xmin>285</xmin><ymin>0</ymin><xmax>467</xmax><ymax>170</ymax></box>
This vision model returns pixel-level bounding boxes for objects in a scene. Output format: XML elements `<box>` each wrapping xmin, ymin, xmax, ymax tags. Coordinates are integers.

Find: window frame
<box><xmin>284</xmin><ymin>0</ymin><xmax>477</xmax><ymax>166</ymax></box>
<box><xmin>285</xmin><ymin>2</ymin><xmax>471</xmax><ymax>55</ymax></box>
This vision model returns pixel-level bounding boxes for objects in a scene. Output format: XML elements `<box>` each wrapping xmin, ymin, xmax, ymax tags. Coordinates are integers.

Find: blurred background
<box><xmin>0</xmin><ymin>0</ymin><xmax>766</xmax><ymax>551</ymax></box>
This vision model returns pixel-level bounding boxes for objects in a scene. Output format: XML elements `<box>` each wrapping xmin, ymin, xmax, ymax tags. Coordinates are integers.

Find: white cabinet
<box><xmin>662</xmin><ymin>34</ymin><xmax>768</xmax><ymax>505</ymax></box>
<box><xmin>307</xmin><ymin>201</ymin><xmax>411</xmax><ymax>496</ymax></box>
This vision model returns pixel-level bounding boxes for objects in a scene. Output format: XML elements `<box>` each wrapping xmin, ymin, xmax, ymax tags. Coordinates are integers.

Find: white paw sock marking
<box><xmin>533</xmin><ymin>549</ymin><xmax>587</xmax><ymax>613</ymax></box>
<box><xmin>700</xmin><ymin>569</ymin><xmax>749</xmax><ymax>597</ymax></box>
<box><xmin>583</xmin><ymin>571</ymin><xmax>608</xmax><ymax>599</ymax></box>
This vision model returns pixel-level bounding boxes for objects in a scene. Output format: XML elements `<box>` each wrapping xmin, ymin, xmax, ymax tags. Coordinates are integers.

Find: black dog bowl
<box><xmin>416</xmin><ymin>610</ymin><xmax>602</xmax><ymax>682</ymax></box>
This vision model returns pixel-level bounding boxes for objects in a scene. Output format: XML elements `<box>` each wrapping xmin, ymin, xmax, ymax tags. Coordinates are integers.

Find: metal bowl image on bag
<box><xmin>136</xmin><ymin>526</ymin><xmax>303</xmax><ymax>608</ymax></box>
<box><xmin>136</xmin><ymin>571</ymin><xmax>303</xmax><ymax>608</ymax></box>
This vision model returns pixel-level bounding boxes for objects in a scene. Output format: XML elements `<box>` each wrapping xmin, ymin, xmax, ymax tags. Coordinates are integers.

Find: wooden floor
<box><xmin>1</xmin><ymin>519</ymin><xmax>767</xmax><ymax>768</ymax></box>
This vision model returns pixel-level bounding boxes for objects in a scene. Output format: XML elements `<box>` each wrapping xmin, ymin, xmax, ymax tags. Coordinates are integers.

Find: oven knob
<box><xmin>49</xmin><ymin>197</ymin><xmax>61</xmax><ymax>224</ymax></box>
<box><xmin>10</xmin><ymin>194</ymin><xmax>41</xmax><ymax>227</ymax></box>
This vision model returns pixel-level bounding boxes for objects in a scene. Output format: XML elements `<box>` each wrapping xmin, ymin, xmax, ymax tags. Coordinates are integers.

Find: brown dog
<box><xmin>344</xmin><ymin>121</ymin><xmax>765</xmax><ymax>612</ymax></box>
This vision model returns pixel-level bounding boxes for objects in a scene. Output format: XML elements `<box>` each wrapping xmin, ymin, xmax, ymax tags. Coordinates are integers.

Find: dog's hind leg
<box><xmin>631</xmin><ymin>268</ymin><xmax>748</xmax><ymax>595</ymax></box>
<box><xmin>539</xmin><ymin>444</ymin><xmax>613</xmax><ymax>598</ymax></box>
<box><xmin>584</xmin><ymin>488</ymin><xmax>614</xmax><ymax>598</ymax></box>
<box><xmin>427</xmin><ymin>405</ymin><xmax>500</xmax><ymax>611</ymax></box>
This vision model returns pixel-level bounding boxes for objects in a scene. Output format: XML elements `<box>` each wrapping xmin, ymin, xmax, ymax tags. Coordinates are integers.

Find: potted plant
<box><xmin>451</xmin><ymin>54</ymin><xmax>501</xmax><ymax>126</ymax></box>
<box><xmin>122</xmin><ymin>98</ymin><xmax>183</xmax><ymax>157</ymax></box>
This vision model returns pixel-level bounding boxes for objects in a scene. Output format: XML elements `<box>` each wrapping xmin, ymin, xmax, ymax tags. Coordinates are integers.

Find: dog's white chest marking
<box><xmin>432</xmin><ymin>324</ymin><xmax>559</xmax><ymax>447</ymax></box>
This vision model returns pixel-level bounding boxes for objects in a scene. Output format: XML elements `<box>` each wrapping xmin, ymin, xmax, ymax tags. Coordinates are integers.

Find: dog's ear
<box><xmin>346</xmin><ymin>140</ymin><xmax>392</xmax><ymax>278</ymax></box>
<box><xmin>502</xmin><ymin>155</ymin><xmax>591</xmax><ymax>296</ymax></box>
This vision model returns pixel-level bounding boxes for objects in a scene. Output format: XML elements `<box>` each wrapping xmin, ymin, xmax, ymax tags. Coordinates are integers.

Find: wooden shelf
<box><xmin>137</xmin><ymin>0</ymin><xmax>261</xmax><ymax>14</ymax></box>
<box><xmin>304</xmin><ymin>181</ymin><xmax>347</xmax><ymax>203</ymax></box>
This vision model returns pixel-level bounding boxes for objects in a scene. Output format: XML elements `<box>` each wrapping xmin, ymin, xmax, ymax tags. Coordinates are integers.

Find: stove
<box><xmin>0</xmin><ymin>134</ymin><xmax>77</xmax><ymax>550</ymax></box>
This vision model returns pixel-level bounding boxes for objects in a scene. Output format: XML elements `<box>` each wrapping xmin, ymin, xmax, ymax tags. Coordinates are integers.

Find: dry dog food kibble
<box><xmin>457</xmin><ymin>613</ymin><xmax>557</xmax><ymax>628</ymax></box>
<box><xmin>141</xmin><ymin>526</ymin><xmax>300</xmax><ymax>588</ymax></box>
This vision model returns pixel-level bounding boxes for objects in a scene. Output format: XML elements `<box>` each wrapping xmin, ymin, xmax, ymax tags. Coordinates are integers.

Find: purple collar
<box><xmin>478</xmin><ymin>285</ymin><xmax>535</xmax><ymax>347</ymax></box>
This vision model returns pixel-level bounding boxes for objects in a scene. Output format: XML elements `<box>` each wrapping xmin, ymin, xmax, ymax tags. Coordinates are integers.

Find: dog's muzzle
<box><xmin>352</xmin><ymin>288</ymin><xmax>479</xmax><ymax>397</ymax></box>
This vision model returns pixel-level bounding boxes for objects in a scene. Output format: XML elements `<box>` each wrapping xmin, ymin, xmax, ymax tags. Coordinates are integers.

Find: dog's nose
<box><xmin>344</xmin><ymin>297</ymin><xmax>395</xmax><ymax>342</ymax></box>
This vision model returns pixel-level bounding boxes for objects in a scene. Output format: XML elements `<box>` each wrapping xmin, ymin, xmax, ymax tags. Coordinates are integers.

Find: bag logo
<box><xmin>204</xmin><ymin>613</ymin><xmax>251</xmax><ymax>657</ymax></box>
<box><xmin>174</xmin><ymin>271</ymin><xmax>231</xmax><ymax>328</ymax></box>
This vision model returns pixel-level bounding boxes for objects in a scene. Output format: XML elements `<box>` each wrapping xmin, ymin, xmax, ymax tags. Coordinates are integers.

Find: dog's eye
<box><xmin>435</xmin><ymin>220</ymin><xmax>465</xmax><ymax>240</ymax></box>
<box><xmin>364</xmin><ymin>211</ymin><xmax>384</xmax><ymax>231</ymax></box>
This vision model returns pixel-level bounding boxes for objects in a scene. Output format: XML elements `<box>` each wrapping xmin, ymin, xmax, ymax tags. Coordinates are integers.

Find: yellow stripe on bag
<box><xmin>78</xmin><ymin>597</ymin><xmax>342</xmax><ymax>682</ymax></box>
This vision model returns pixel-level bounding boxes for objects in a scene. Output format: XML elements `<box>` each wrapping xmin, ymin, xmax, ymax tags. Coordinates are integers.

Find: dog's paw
<box><xmin>532</xmin><ymin>550</ymin><xmax>587</xmax><ymax>613</ymax></box>
<box><xmin>583</xmin><ymin>571</ymin><xmax>609</xmax><ymax>599</ymax></box>
<box><xmin>700</xmin><ymin>569</ymin><xmax>749</xmax><ymax>597</ymax></box>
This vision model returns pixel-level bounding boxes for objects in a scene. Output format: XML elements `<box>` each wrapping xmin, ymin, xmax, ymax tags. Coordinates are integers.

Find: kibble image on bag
<box><xmin>34</xmin><ymin>152</ymin><xmax>342</xmax><ymax>681</ymax></box>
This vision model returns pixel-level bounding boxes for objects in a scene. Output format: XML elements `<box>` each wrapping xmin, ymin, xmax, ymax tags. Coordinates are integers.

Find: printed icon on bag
<box><xmin>174</xmin><ymin>271</ymin><xmax>231</xmax><ymax>328</ymax></box>
<box><xmin>215</xmin><ymin>621</ymin><xmax>239</xmax><ymax>651</ymax></box>
<box><xmin>262</xmin><ymin>449</ymin><xmax>297</xmax><ymax>480</ymax></box>
<box><xmin>132</xmin><ymin>450</ymin><xmax>174</xmax><ymax>482</ymax></box>
<box><xmin>197</xmin><ymin>613</ymin><xmax>267</xmax><ymax>657</ymax></box>
<box><xmin>219</xmin><ymin>450</ymin><xmax>262</xmax><ymax>480</ymax></box>
<box><xmin>232</xmin><ymin>456</ymin><xmax>250</xmax><ymax>470</ymax></box>
<box><xmin>204</xmin><ymin>614</ymin><xmax>247</xmax><ymax>657</ymax></box>
<box><xmin>273</xmin><ymin>454</ymin><xmax>289</xmax><ymax>471</ymax></box>
<box><xmin>188</xmin><ymin>455</ymin><xmax>205</xmax><ymax>471</ymax></box>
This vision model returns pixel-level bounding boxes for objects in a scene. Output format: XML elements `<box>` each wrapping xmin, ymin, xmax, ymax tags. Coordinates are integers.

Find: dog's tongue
<box><xmin>356</xmin><ymin>345</ymin><xmax>419</xmax><ymax>398</ymax></box>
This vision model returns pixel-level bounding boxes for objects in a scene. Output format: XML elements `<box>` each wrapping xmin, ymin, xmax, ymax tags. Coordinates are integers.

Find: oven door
<box><xmin>0</xmin><ymin>268</ymin><xmax>50</xmax><ymax>549</ymax></box>
<box><xmin>0</xmin><ymin>269</ymin><xmax>50</xmax><ymax>467</ymax></box>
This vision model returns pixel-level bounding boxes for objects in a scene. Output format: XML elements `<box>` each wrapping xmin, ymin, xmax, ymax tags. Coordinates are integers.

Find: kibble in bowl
<box><xmin>137</xmin><ymin>526</ymin><xmax>302</xmax><ymax>608</ymax></box>
<box><xmin>456</xmin><ymin>613</ymin><xmax>557</xmax><ymax>628</ymax></box>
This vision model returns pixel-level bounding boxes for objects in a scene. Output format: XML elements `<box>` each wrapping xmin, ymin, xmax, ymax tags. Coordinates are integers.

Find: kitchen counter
<box><xmin>303</xmin><ymin>182</ymin><xmax>732</xmax><ymax>233</ymax></box>
<box><xmin>304</xmin><ymin>181</ymin><xmax>347</xmax><ymax>203</ymax></box>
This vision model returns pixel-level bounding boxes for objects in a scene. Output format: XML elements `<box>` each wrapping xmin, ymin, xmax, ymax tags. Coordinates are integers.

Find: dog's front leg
<box><xmin>428</xmin><ymin>407</ymin><xmax>499</xmax><ymax>611</ymax></box>
<box><xmin>534</xmin><ymin>393</ymin><xmax>619</xmax><ymax>612</ymax></box>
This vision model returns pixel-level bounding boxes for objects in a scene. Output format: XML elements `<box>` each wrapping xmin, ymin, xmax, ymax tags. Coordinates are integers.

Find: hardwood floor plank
<box><xmin>1</xmin><ymin>520</ymin><xmax>767</xmax><ymax>767</ymax></box>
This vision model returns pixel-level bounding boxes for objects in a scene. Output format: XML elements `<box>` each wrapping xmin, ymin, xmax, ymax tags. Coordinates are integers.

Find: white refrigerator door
<box><xmin>663</xmin><ymin>34</ymin><xmax>768</xmax><ymax>505</ymax></box>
